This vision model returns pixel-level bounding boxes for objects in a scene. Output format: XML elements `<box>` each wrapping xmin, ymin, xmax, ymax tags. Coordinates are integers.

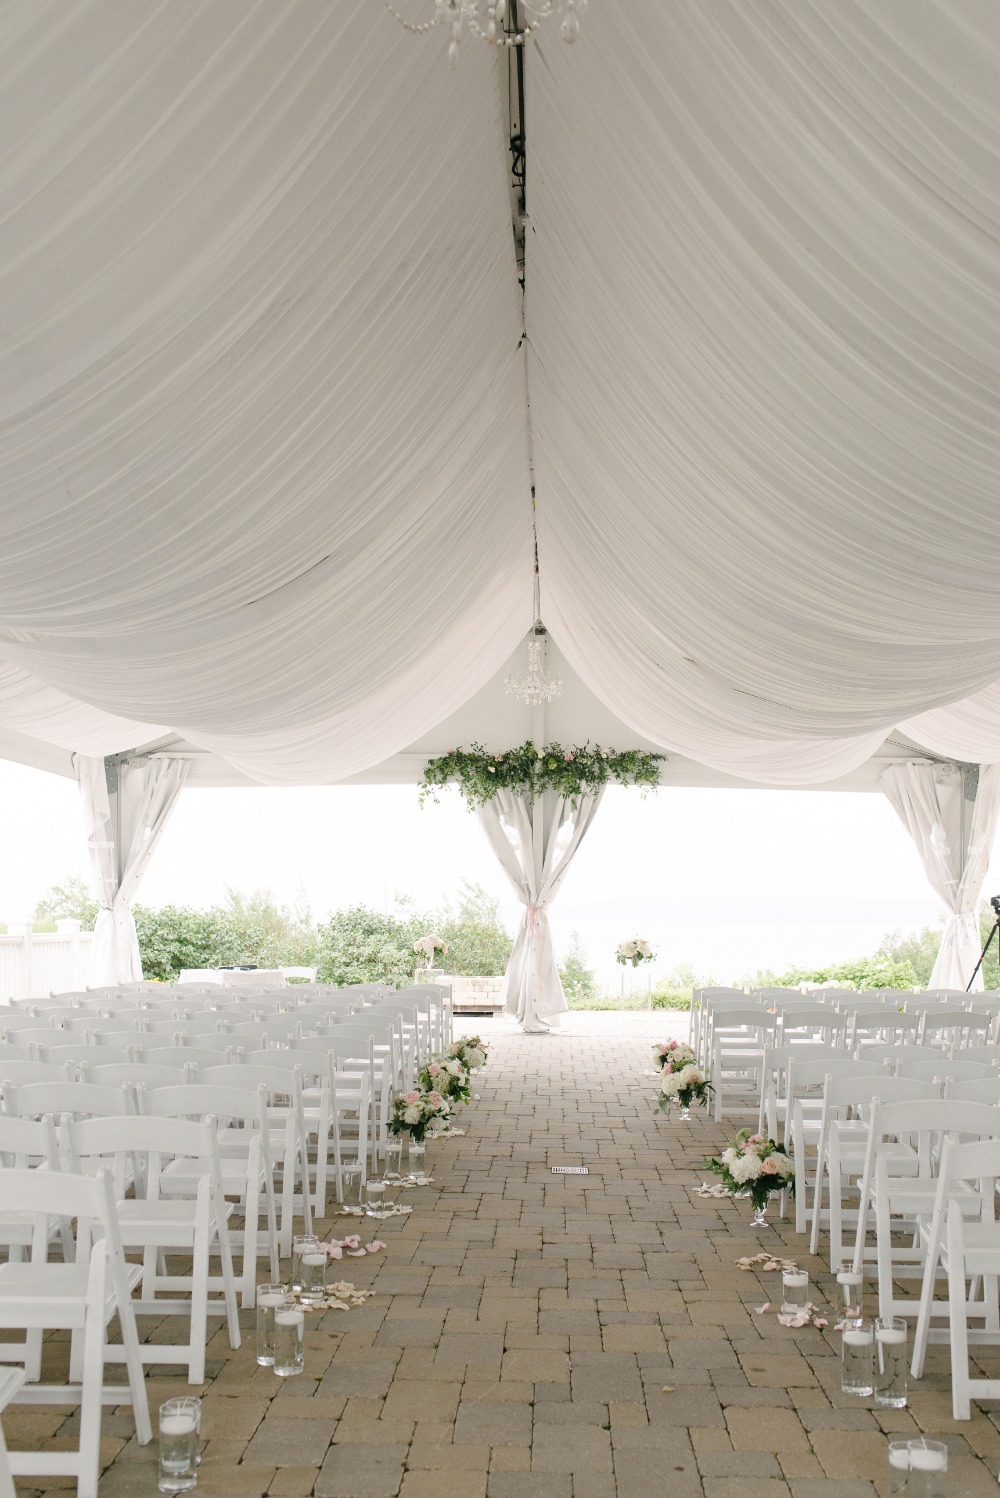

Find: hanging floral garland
<box><xmin>419</xmin><ymin>740</ymin><xmax>664</xmax><ymax>809</ymax></box>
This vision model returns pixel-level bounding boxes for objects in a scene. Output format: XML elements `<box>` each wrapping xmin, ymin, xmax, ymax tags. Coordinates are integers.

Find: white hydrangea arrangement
<box><xmin>413</xmin><ymin>932</ymin><xmax>448</xmax><ymax>965</ymax></box>
<box><xmin>446</xmin><ymin>1035</ymin><xmax>488</xmax><ymax>1071</ymax></box>
<box><xmin>616</xmin><ymin>937</ymin><xmax>654</xmax><ymax>967</ymax></box>
<box><xmin>419</xmin><ymin>1056</ymin><xmax>470</xmax><ymax>1105</ymax></box>
<box><xmin>705</xmin><ymin>1128</ymin><xmax>795</xmax><ymax>1212</ymax></box>
<box><xmin>655</xmin><ymin>1039</ymin><xmax>713</xmax><ymax>1115</ymax></box>
<box><xmin>388</xmin><ymin>1088</ymin><xmax>451</xmax><ymax>1143</ymax></box>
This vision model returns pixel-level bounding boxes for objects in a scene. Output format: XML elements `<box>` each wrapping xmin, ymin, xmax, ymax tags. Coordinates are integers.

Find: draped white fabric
<box><xmin>529</xmin><ymin>1</ymin><xmax>1000</xmax><ymax>785</ymax></box>
<box><xmin>76</xmin><ymin>754</ymin><xmax>190</xmax><ymax>984</ymax></box>
<box><xmin>880</xmin><ymin>763</ymin><xmax>1000</xmax><ymax>990</ymax></box>
<box><xmin>0</xmin><ymin>3</ymin><xmax>532</xmax><ymax>785</ymax></box>
<box><xmin>478</xmin><ymin>788</ymin><xmax>603</xmax><ymax>1030</ymax></box>
<box><xmin>2</xmin><ymin>3</ymin><xmax>1000</xmax><ymax>788</ymax></box>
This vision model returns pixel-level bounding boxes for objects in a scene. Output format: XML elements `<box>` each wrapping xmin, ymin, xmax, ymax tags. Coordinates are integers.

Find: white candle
<box><xmin>783</xmin><ymin>1272</ymin><xmax>808</xmax><ymax>1288</ymax></box>
<box><xmin>837</xmin><ymin>1270</ymin><xmax>863</xmax><ymax>1286</ymax></box>
<box><xmin>888</xmin><ymin>1448</ymin><xmax>911</xmax><ymax>1470</ymax></box>
<box><xmin>160</xmin><ymin>1414</ymin><xmax>197</xmax><ymax>1436</ymax></box>
<box><xmin>258</xmin><ymin>1291</ymin><xmax>286</xmax><ymax>1308</ymax></box>
<box><xmin>302</xmin><ymin>1253</ymin><xmax>326</xmax><ymax>1268</ymax></box>
<box><xmin>275</xmin><ymin>1309</ymin><xmax>304</xmax><ymax>1330</ymax></box>
<box><xmin>908</xmin><ymin>1448</ymin><xmax>947</xmax><ymax>1472</ymax></box>
<box><xmin>876</xmin><ymin>1327</ymin><xmax>907</xmax><ymax>1345</ymax></box>
<box><xmin>842</xmin><ymin>1328</ymin><xmax>872</xmax><ymax>1346</ymax></box>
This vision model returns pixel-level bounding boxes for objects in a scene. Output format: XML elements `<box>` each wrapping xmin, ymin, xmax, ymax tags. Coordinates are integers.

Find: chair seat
<box><xmin>956</xmin><ymin>1221</ymin><xmax>1000</xmax><ymax>1273</ymax></box>
<box><xmin>0</xmin><ymin>1261</ymin><xmax>143</xmax><ymax>1326</ymax></box>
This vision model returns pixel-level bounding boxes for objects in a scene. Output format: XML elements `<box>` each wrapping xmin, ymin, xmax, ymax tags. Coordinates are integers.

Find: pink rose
<box><xmin>564</xmin><ymin>751</ymin><xmax>574</xmax><ymax>761</ymax></box>
<box><xmin>668</xmin><ymin>1040</ymin><xmax>678</xmax><ymax>1049</ymax></box>
<box><xmin>429</xmin><ymin>1065</ymin><xmax>440</xmax><ymax>1076</ymax></box>
<box><xmin>495</xmin><ymin>753</ymin><xmax>503</xmax><ymax>761</ymax></box>
<box><xmin>761</xmin><ymin>1157</ymin><xmax>780</xmax><ymax>1175</ymax></box>
<box><xmin>404</xmin><ymin>1091</ymin><xmax>420</xmax><ymax>1104</ymax></box>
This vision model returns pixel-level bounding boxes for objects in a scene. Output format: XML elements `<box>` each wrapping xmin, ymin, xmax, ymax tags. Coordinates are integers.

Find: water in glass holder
<box><xmin>299</xmin><ymin>1248</ymin><xmax>328</xmax><ymax>1306</ymax></box>
<box><xmin>888</xmin><ymin>1439</ymin><xmax>948</xmax><ymax>1498</ymax></box>
<box><xmin>290</xmin><ymin>1233</ymin><xmax>321</xmax><ymax>1293</ymax></box>
<box><xmin>383</xmin><ymin>1138</ymin><xmax>403</xmax><ymax>1180</ymax></box>
<box><xmin>273</xmin><ymin>1305</ymin><xmax>305</xmax><ymax>1377</ymax></box>
<box><xmin>841</xmin><ymin>1321</ymin><xmax>874</xmax><ymax>1397</ymax></box>
<box><xmin>365</xmin><ymin>1179</ymin><xmax>388</xmax><ymax>1218</ymax></box>
<box><xmin>158</xmin><ymin>1399</ymin><xmax>199</xmax><ymax>1492</ymax></box>
<box><xmin>836</xmin><ymin>1262</ymin><xmax>864</xmax><ymax>1325</ymax></box>
<box><xmin>408</xmin><ymin>1142</ymin><xmax>428</xmax><ymax>1183</ymax></box>
<box><xmin>256</xmin><ymin>1283</ymin><xmax>288</xmax><ymax>1366</ymax></box>
<box><xmin>781</xmin><ymin>1271</ymin><xmax>809</xmax><ymax>1315</ymax></box>
<box><xmin>875</xmin><ymin>1317</ymin><xmax>908</xmax><ymax>1408</ymax></box>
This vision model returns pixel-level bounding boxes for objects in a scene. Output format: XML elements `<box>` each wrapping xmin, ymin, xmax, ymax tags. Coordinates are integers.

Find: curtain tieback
<box><xmin>526</xmin><ymin>903</ymin><xmax>547</xmax><ymax>939</ymax></box>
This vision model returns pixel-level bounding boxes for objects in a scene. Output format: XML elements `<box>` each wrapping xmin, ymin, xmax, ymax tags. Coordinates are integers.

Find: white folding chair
<box><xmin>0</xmin><ymin>1365</ymin><xmax>25</xmax><ymax>1498</ymax></box>
<box><xmin>0</xmin><ymin>1168</ymin><xmax>152</xmax><ymax>1498</ymax></box>
<box><xmin>63</xmin><ymin>1114</ymin><xmax>242</xmax><ymax>1384</ymax></box>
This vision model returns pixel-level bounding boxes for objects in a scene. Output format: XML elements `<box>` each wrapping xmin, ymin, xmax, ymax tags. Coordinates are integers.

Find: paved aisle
<box><xmin>10</xmin><ymin>1015</ymin><xmax>1000</xmax><ymax>1495</ymax></box>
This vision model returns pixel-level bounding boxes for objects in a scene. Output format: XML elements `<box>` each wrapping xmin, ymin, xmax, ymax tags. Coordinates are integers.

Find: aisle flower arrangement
<box><xmin>413</xmin><ymin>932</ymin><xmax>448</xmax><ymax>966</ymax></box>
<box><xmin>655</xmin><ymin>1040</ymin><xmax>713</xmax><ymax>1115</ymax></box>
<box><xmin>388</xmin><ymin>1089</ymin><xmax>451</xmax><ymax>1142</ymax></box>
<box><xmin>446</xmin><ymin>1034</ymin><xmax>489</xmax><ymax>1071</ymax></box>
<box><xmin>617</xmin><ymin>937</ymin><xmax>654</xmax><ymax>967</ymax></box>
<box><xmin>418</xmin><ymin>1056</ymin><xmax>470</xmax><ymax>1106</ymax></box>
<box><xmin>705</xmin><ymin>1129</ymin><xmax>795</xmax><ymax>1213</ymax></box>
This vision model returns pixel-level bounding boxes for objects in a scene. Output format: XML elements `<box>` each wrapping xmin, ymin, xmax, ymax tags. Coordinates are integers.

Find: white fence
<box><xmin>0</xmin><ymin>921</ymin><xmax>93</xmax><ymax>1003</ymax></box>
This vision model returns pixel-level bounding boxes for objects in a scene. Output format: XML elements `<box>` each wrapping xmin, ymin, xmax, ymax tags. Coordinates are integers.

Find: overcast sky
<box><xmin>1</xmin><ymin>760</ymin><xmax>984</xmax><ymax>988</ymax></box>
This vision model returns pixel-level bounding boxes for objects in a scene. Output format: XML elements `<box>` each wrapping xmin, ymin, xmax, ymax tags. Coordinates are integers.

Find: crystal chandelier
<box><xmin>386</xmin><ymin>0</ymin><xmax>584</xmax><ymax>67</ymax></box>
<box><xmin>505</xmin><ymin>634</ymin><xmax>562</xmax><ymax>706</ymax></box>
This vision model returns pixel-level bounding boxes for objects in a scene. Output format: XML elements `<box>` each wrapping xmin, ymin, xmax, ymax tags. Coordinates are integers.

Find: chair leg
<box><xmin>948</xmin><ymin>1215</ymin><xmax>972</xmax><ymax>1420</ymax></box>
<box><xmin>77</xmin><ymin>1249</ymin><xmax>108</xmax><ymax>1498</ymax></box>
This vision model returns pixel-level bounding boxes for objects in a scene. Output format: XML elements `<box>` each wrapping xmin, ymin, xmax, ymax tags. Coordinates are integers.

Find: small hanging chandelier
<box><xmin>385</xmin><ymin>0</ymin><xmax>583</xmax><ymax>67</ymax></box>
<box><xmin>505</xmin><ymin>629</ymin><xmax>562</xmax><ymax>706</ymax></box>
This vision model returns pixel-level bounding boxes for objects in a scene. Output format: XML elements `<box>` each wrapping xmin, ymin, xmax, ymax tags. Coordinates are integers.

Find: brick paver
<box><xmin>8</xmin><ymin>1010</ymin><xmax>1000</xmax><ymax>1495</ymax></box>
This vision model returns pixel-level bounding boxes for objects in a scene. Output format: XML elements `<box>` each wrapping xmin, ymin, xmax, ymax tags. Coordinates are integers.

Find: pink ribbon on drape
<box><xmin>527</xmin><ymin>903</ymin><xmax>547</xmax><ymax>940</ymax></box>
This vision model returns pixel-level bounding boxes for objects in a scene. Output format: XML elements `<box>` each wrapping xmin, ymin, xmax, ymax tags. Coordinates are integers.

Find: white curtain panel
<box><xmin>76</xmin><ymin>754</ymin><xmax>190</xmax><ymax>984</ymax></box>
<box><xmin>478</xmin><ymin>788</ymin><xmax>604</xmax><ymax>1030</ymax></box>
<box><xmin>880</xmin><ymin>762</ymin><xmax>1000</xmax><ymax>991</ymax></box>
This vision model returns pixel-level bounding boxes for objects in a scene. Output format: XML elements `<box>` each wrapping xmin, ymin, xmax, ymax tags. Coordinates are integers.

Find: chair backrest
<box><xmin>136</xmin><ymin>1082</ymin><xmax>268</xmax><ymax>1131</ymax></box>
<box><xmin>64</xmin><ymin>1113</ymin><xmax>223</xmax><ymax>1200</ymax></box>
<box><xmin>240</xmin><ymin>1050</ymin><xmax>326</xmax><ymax>1086</ymax></box>
<box><xmin>0</xmin><ymin>1164</ymin><xmax>130</xmax><ymax>1271</ymax></box>
<box><xmin>895</xmin><ymin>1057</ymin><xmax>996</xmax><ymax>1082</ymax></box>
<box><xmin>36</xmin><ymin>1043</ymin><xmax>137</xmax><ymax>1068</ymax></box>
<box><xmin>78</xmin><ymin>1061</ymin><xmax>194</xmax><ymax>1090</ymax></box>
<box><xmin>3</xmin><ymin>1079</ymin><xmax>133</xmax><ymax>1121</ymax></box>
<box><xmin>0</xmin><ymin>1013</ymin><xmax>53</xmax><ymax>1034</ymax></box>
<box><xmin>175</xmin><ymin>1032</ymin><xmax>239</xmax><ymax>1053</ymax></box>
<box><xmin>196</xmin><ymin>1062</ymin><xmax>304</xmax><ymax>1105</ymax></box>
<box><xmin>945</xmin><ymin>1076</ymin><xmax>1000</xmax><ymax>1104</ymax></box>
<box><xmin>144</xmin><ymin>1044</ymin><xmax>239</xmax><ymax>1068</ymax></box>
<box><xmin>0</xmin><ymin>1059</ymin><xmax>76</xmax><ymax>1089</ymax></box>
<box><xmin>0</xmin><ymin>1111</ymin><xmax>61</xmax><ymax>1170</ymax></box>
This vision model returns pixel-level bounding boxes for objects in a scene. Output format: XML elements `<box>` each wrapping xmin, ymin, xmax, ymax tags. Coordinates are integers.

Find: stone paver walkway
<box><xmin>10</xmin><ymin>1011</ymin><xmax>1000</xmax><ymax>1496</ymax></box>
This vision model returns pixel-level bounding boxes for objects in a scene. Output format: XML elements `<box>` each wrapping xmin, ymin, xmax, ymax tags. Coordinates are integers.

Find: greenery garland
<box><xmin>419</xmin><ymin>740</ymin><xmax>664</xmax><ymax>809</ymax></box>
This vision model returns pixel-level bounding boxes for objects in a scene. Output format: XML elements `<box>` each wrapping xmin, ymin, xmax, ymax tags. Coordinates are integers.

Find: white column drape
<box><xmin>880</xmin><ymin>762</ymin><xmax>1000</xmax><ymax>991</ymax></box>
<box><xmin>75</xmin><ymin>754</ymin><xmax>190</xmax><ymax>985</ymax></box>
<box><xmin>478</xmin><ymin>788</ymin><xmax>604</xmax><ymax>1032</ymax></box>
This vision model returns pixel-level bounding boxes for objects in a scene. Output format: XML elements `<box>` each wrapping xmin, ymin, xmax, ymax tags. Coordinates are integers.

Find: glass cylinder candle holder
<box><xmin>841</xmin><ymin>1320</ymin><xmax>874</xmax><ymax>1397</ymax></box>
<box><xmin>408</xmin><ymin>1141</ymin><xmax>428</xmax><ymax>1183</ymax></box>
<box><xmin>781</xmin><ymin>1270</ymin><xmax>809</xmax><ymax>1315</ymax></box>
<box><xmin>836</xmin><ymin>1262</ymin><xmax>864</xmax><ymax>1325</ymax></box>
<box><xmin>299</xmin><ymin>1247</ymin><xmax>328</xmax><ymax>1306</ymax></box>
<box><xmin>273</xmin><ymin>1302</ymin><xmax>305</xmax><ymax>1377</ymax></box>
<box><xmin>256</xmin><ymin>1283</ymin><xmax>288</xmax><ymax>1366</ymax></box>
<box><xmin>888</xmin><ymin>1439</ymin><xmax>947</xmax><ymax>1498</ymax></box>
<box><xmin>290</xmin><ymin>1233</ymin><xmax>321</xmax><ymax>1293</ymax></box>
<box><xmin>365</xmin><ymin>1178</ymin><xmax>387</xmax><ymax>1218</ymax></box>
<box><xmin>158</xmin><ymin>1398</ymin><xmax>199</xmax><ymax>1492</ymax></box>
<box><xmin>874</xmin><ymin>1316</ymin><xmax>908</xmax><ymax>1408</ymax></box>
<box><xmin>340</xmin><ymin>1164</ymin><xmax>363</xmax><ymax>1207</ymax></box>
<box><xmin>383</xmin><ymin>1137</ymin><xmax>403</xmax><ymax>1181</ymax></box>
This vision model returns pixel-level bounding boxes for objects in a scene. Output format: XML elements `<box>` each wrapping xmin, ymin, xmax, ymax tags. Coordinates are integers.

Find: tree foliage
<box><xmin>33</xmin><ymin>875</ymin><xmax>99</xmax><ymax>931</ymax></box>
<box><xmin>433</xmin><ymin>880</ymin><xmax>513</xmax><ymax>978</ymax></box>
<box><xmin>559</xmin><ymin>928</ymin><xmax>599</xmax><ymax>1005</ymax></box>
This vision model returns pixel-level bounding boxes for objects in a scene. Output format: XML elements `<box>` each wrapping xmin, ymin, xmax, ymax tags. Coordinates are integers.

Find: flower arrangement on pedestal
<box><xmin>413</xmin><ymin>932</ymin><xmax>448</xmax><ymax>969</ymax></box>
<box><xmin>617</xmin><ymin>938</ymin><xmax>654</xmax><ymax>967</ymax></box>
<box><xmin>419</xmin><ymin>741</ymin><xmax>664</xmax><ymax>808</ymax></box>
<box><xmin>654</xmin><ymin>1040</ymin><xmax>713</xmax><ymax>1117</ymax></box>
<box><xmin>388</xmin><ymin>1089</ymin><xmax>451</xmax><ymax>1143</ymax></box>
<box><xmin>705</xmin><ymin>1128</ymin><xmax>795</xmax><ymax>1225</ymax></box>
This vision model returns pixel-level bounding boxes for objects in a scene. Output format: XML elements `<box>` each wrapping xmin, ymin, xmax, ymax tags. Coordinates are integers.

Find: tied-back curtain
<box><xmin>478</xmin><ymin>788</ymin><xmax>604</xmax><ymax>1031</ymax></box>
<box><xmin>75</xmin><ymin>754</ymin><xmax>190</xmax><ymax>985</ymax></box>
<box><xmin>880</xmin><ymin>762</ymin><xmax>1000</xmax><ymax>991</ymax></box>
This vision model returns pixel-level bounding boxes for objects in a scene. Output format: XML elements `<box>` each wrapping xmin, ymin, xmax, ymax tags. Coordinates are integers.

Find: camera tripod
<box><xmin>966</xmin><ymin>905</ymin><xmax>1000</xmax><ymax>991</ymax></box>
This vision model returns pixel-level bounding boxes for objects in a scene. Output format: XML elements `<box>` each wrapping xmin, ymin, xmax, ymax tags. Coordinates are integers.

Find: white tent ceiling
<box><xmin>1</xmin><ymin>1</ymin><xmax>1000</xmax><ymax>790</ymax></box>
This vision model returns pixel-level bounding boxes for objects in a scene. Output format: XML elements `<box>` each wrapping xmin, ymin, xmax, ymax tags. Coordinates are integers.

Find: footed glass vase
<box><xmin>750</xmin><ymin>1195</ymin><xmax>770</xmax><ymax>1228</ymax></box>
<box><xmin>677</xmin><ymin>1104</ymin><xmax>692</xmax><ymax>1122</ymax></box>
